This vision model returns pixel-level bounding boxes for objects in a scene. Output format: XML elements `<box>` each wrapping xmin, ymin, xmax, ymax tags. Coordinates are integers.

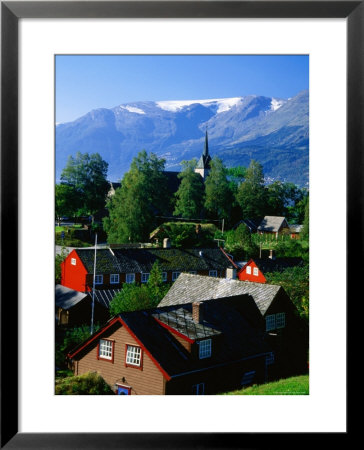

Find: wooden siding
<box><xmin>75</xmin><ymin>322</ymin><xmax>165</xmax><ymax>395</ymax></box>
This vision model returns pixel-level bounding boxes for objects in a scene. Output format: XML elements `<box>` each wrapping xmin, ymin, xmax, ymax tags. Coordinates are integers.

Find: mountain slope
<box><xmin>56</xmin><ymin>90</ymin><xmax>309</xmax><ymax>185</ymax></box>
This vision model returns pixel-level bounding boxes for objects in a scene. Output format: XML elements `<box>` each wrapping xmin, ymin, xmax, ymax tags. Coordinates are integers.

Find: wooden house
<box><xmin>158</xmin><ymin>273</ymin><xmax>308</xmax><ymax>377</ymax></box>
<box><xmin>60</xmin><ymin>247</ymin><xmax>232</xmax><ymax>292</ymax></box>
<box><xmin>257</xmin><ymin>216</ymin><xmax>290</xmax><ymax>238</ymax></box>
<box><xmin>237</xmin><ymin>257</ymin><xmax>304</xmax><ymax>283</ymax></box>
<box><xmin>67</xmin><ymin>295</ymin><xmax>273</xmax><ymax>395</ymax></box>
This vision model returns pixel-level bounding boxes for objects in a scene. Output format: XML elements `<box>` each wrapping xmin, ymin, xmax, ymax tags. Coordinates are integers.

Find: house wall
<box><xmin>165</xmin><ymin>356</ymin><xmax>267</xmax><ymax>395</ymax></box>
<box><xmin>61</xmin><ymin>250</ymin><xmax>88</xmax><ymax>292</ymax></box>
<box><xmin>74</xmin><ymin>322</ymin><xmax>166</xmax><ymax>395</ymax></box>
<box><xmin>238</xmin><ymin>261</ymin><xmax>266</xmax><ymax>283</ymax></box>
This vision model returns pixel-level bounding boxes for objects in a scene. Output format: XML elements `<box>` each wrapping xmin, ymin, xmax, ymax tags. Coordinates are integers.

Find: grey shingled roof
<box><xmin>158</xmin><ymin>273</ymin><xmax>282</xmax><ymax>316</ymax></box>
<box><xmin>257</xmin><ymin>216</ymin><xmax>289</xmax><ymax>232</ymax></box>
<box><xmin>55</xmin><ymin>285</ymin><xmax>88</xmax><ymax>310</ymax></box>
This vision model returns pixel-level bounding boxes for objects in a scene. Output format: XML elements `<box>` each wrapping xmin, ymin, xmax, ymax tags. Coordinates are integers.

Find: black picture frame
<box><xmin>1</xmin><ymin>1</ymin><xmax>357</xmax><ymax>448</ymax></box>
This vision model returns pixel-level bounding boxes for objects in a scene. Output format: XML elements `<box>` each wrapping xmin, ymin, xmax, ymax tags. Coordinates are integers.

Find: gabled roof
<box><xmin>158</xmin><ymin>273</ymin><xmax>282</xmax><ymax>316</ymax></box>
<box><xmin>240</xmin><ymin>258</ymin><xmax>304</xmax><ymax>274</ymax></box>
<box><xmin>257</xmin><ymin>216</ymin><xmax>289</xmax><ymax>232</ymax></box>
<box><xmin>68</xmin><ymin>296</ymin><xmax>270</xmax><ymax>379</ymax></box>
<box><xmin>75</xmin><ymin>247</ymin><xmax>231</xmax><ymax>275</ymax></box>
<box><xmin>233</xmin><ymin>218</ymin><xmax>262</xmax><ymax>232</ymax></box>
<box><xmin>55</xmin><ymin>285</ymin><xmax>88</xmax><ymax>310</ymax></box>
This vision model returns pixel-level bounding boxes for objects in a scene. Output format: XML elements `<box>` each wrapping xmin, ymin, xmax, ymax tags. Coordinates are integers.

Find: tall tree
<box><xmin>173</xmin><ymin>160</ymin><xmax>205</xmax><ymax>219</ymax></box>
<box><xmin>236</xmin><ymin>159</ymin><xmax>267</xmax><ymax>218</ymax></box>
<box><xmin>103</xmin><ymin>151</ymin><xmax>168</xmax><ymax>243</ymax></box>
<box><xmin>55</xmin><ymin>184</ymin><xmax>78</xmax><ymax>225</ymax></box>
<box><xmin>204</xmin><ymin>157</ymin><xmax>232</xmax><ymax>221</ymax></box>
<box><xmin>301</xmin><ymin>196</ymin><xmax>309</xmax><ymax>240</ymax></box>
<box><xmin>60</xmin><ymin>152</ymin><xmax>109</xmax><ymax>222</ymax></box>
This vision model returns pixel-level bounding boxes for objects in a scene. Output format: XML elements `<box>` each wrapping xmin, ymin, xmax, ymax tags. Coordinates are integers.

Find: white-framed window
<box><xmin>199</xmin><ymin>339</ymin><xmax>212</xmax><ymax>359</ymax></box>
<box><xmin>266</xmin><ymin>352</ymin><xmax>275</xmax><ymax>365</ymax></box>
<box><xmin>126</xmin><ymin>345</ymin><xmax>142</xmax><ymax>366</ymax></box>
<box><xmin>192</xmin><ymin>383</ymin><xmax>205</xmax><ymax>395</ymax></box>
<box><xmin>209</xmin><ymin>270</ymin><xmax>217</xmax><ymax>277</ymax></box>
<box><xmin>162</xmin><ymin>272</ymin><xmax>167</xmax><ymax>282</ymax></box>
<box><xmin>125</xmin><ymin>273</ymin><xmax>135</xmax><ymax>284</ymax></box>
<box><xmin>246</xmin><ymin>266</ymin><xmax>252</xmax><ymax>274</ymax></box>
<box><xmin>141</xmin><ymin>273</ymin><xmax>150</xmax><ymax>283</ymax></box>
<box><xmin>172</xmin><ymin>272</ymin><xmax>181</xmax><ymax>281</ymax></box>
<box><xmin>110</xmin><ymin>274</ymin><xmax>119</xmax><ymax>284</ymax></box>
<box><xmin>71</xmin><ymin>258</ymin><xmax>76</xmax><ymax>266</ymax></box>
<box><xmin>265</xmin><ymin>314</ymin><xmax>276</xmax><ymax>331</ymax></box>
<box><xmin>276</xmin><ymin>312</ymin><xmax>286</xmax><ymax>329</ymax></box>
<box><xmin>253</xmin><ymin>267</ymin><xmax>259</xmax><ymax>276</ymax></box>
<box><xmin>99</xmin><ymin>339</ymin><xmax>113</xmax><ymax>360</ymax></box>
<box><xmin>241</xmin><ymin>370</ymin><xmax>256</xmax><ymax>386</ymax></box>
<box><xmin>94</xmin><ymin>275</ymin><xmax>103</xmax><ymax>285</ymax></box>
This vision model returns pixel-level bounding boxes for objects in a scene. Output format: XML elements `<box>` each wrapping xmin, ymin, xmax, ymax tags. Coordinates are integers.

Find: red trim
<box><xmin>115</xmin><ymin>384</ymin><xmax>132</xmax><ymax>395</ymax></box>
<box><xmin>119</xmin><ymin>317</ymin><xmax>172</xmax><ymax>381</ymax></box>
<box><xmin>67</xmin><ymin>317</ymin><xmax>120</xmax><ymax>359</ymax></box>
<box><xmin>219</xmin><ymin>247</ymin><xmax>239</xmax><ymax>269</ymax></box>
<box><xmin>124</xmin><ymin>343</ymin><xmax>143</xmax><ymax>370</ymax></box>
<box><xmin>154</xmin><ymin>317</ymin><xmax>195</xmax><ymax>343</ymax></box>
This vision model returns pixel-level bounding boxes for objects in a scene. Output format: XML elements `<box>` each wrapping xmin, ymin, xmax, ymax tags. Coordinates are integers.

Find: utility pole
<box><xmin>221</xmin><ymin>218</ymin><xmax>224</xmax><ymax>234</ymax></box>
<box><xmin>91</xmin><ymin>233</ymin><xmax>97</xmax><ymax>335</ymax></box>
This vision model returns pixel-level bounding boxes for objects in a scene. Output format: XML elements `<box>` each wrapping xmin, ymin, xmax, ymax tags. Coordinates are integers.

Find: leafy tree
<box><xmin>109</xmin><ymin>261</ymin><xmax>169</xmax><ymax>315</ymax></box>
<box><xmin>301</xmin><ymin>196</ymin><xmax>309</xmax><ymax>240</ymax></box>
<box><xmin>226</xmin><ymin>165</ymin><xmax>247</xmax><ymax>186</ymax></box>
<box><xmin>236</xmin><ymin>160</ymin><xmax>267</xmax><ymax>219</ymax></box>
<box><xmin>204</xmin><ymin>157</ymin><xmax>232</xmax><ymax>221</ymax></box>
<box><xmin>60</xmin><ymin>152</ymin><xmax>109</xmax><ymax>222</ymax></box>
<box><xmin>55</xmin><ymin>184</ymin><xmax>78</xmax><ymax>225</ymax></box>
<box><xmin>265</xmin><ymin>265</ymin><xmax>309</xmax><ymax>321</ymax></box>
<box><xmin>173</xmin><ymin>160</ymin><xmax>205</xmax><ymax>219</ymax></box>
<box><xmin>103</xmin><ymin>151</ymin><xmax>168</xmax><ymax>243</ymax></box>
<box><xmin>55</xmin><ymin>246</ymin><xmax>68</xmax><ymax>284</ymax></box>
<box><xmin>225</xmin><ymin>224</ymin><xmax>259</xmax><ymax>259</ymax></box>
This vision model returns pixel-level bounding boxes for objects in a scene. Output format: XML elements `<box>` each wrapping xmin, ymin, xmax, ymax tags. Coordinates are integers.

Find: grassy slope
<box><xmin>222</xmin><ymin>375</ymin><xmax>309</xmax><ymax>395</ymax></box>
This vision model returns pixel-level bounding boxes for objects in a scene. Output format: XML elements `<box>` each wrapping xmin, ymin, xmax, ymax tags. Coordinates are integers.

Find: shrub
<box><xmin>55</xmin><ymin>372</ymin><xmax>114</xmax><ymax>395</ymax></box>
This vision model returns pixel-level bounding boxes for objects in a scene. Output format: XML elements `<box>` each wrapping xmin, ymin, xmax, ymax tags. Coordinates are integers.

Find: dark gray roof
<box><xmin>245</xmin><ymin>258</ymin><xmax>304</xmax><ymax>274</ymax></box>
<box><xmin>55</xmin><ymin>285</ymin><xmax>88</xmax><ymax>310</ymax></box>
<box><xmin>158</xmin><ymin>273</ymin><xmax>282</xmax><ymax>315</ymax></box>
<box><xmin>257</xmin><ymin>216</ymin><xmax>289</xmax><ymax>232</ymax></box>
<box><xmin>92</xmin><ymin>289</ymin><xmax>121</xmax><ymax>309</ymax></box>
<box><xmin>75</xmin><ymin>247</ymin><xmax>231</xmax><ymax>275</ymax></box>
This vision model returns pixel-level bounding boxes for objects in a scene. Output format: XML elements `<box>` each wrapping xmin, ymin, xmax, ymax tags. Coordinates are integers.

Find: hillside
<box><xmin>221</xmin><ymin>375</ymin><xmax>309</xmax><ymax>395</ymax></box>
<box><xmin>56</xmin><ymin>90</ymin><xmax>309</xmax><ymax>186</ymax></box>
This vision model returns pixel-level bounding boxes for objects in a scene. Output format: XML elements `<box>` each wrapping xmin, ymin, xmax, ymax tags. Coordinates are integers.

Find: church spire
<box><xmin>203</xmin><ymin>128</ymin><xmax>209</xmax><ymax>157</ymax></box>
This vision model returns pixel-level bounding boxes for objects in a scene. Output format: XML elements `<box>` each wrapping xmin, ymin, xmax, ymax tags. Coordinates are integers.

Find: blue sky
<box><xmin>56</xmin><ymin>55</ymin><xmax>309</xmax><ymax>123</ymax></box>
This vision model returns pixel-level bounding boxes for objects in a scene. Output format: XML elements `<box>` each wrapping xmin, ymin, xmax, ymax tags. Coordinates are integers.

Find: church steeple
<box><xmin>195</xmin><ymin>128</ymin><xmax>212</xmax><ymax>179</ymax></box>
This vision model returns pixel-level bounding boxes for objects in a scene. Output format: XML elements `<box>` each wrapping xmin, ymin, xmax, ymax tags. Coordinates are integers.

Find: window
<box><xmin>71</xmin><ymin>258</ymin><xmax>76</xmax><ymax>266</ymax></box>
<box><xmin>98</xmin><ymin>339</ymin><xmax>113</xmax><ymax>360</ymax></box>
<box><xmin>141</xmin><ymin>273</ymin><xmax>150</xmax><ymax>283</ymax></box>
<box><xmin>253</xmin><ymin>267</ymin><xmax>259</xmax><ymax>276</ymax></box>
<box><xmin>209</xmin><ymin>270</ymin><xmax>217</xmax><ymax>277</ymax></box>
<box><xmin>110</xmin><ymin>274</ymin><xmax>119</xmax><ymax>284</ymax></box>
<box><xmin>125</xmin><ymin>273</ymin><xmax>135</xmax><ymax>284</ymax></box>
<box><xmin>172</xmin><ymin>272</ymin><xmax>181</xmax><ymax>281</ymax></box>
<box><xmin>241</xmin><ymin>370</ymin><xmax>256</xmax><ymax>386</ymax></box>
<box><xmin>266</xmin><ymin>352</ymin><xmax>275</xmax><ymax>365</ymax></box>
<box><xmin>192</xmin><ymin>383</ymin><xmax>205</xmax><ymax>395</ymax></box>
<box><xmin>199</xmin><ymin>339</ymin><xmax>212</xmax><ymax>359</ymax></box>
<box><xmin>246</xmin><ymin>266</ymin><xmax>251</xmax><ymax>274</ymax></box>
<box><xmin>276</xmin><ymin>312</ymin><xmax>286</xmax><ymax>329</ymax></box>
<box><xmin>162</xmin><ymin>272</ymin><xmax>167</xmax><ymax>282</ymax></box>
<box><xmin>94</xmin><ymin>275</ymin><xmax>103</xmax><ymax>285</ymax></box>
<box><xmin>126</xmin><ymin>345</ymin><xmax>142</xmax><ymax>367</ymax></box>
<box><xmin>265</xmin><ymin>314</ymin><xmax>276</xmax><ymax>331</ymax></box>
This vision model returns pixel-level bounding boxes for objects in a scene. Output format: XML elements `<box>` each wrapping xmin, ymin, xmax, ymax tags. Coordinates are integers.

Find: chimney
<box><xmin>163</xmin><ymin>238</ymin><xmax>171</xmax><ymax>249</ymax></box>
<box><xmin>192</xmin><ymin>302</ymin><xmax>204</xmax><ymax>324</ymax></box>
<box><xmin>226</xmin><ymin>266</ymin><xmax>237</xmax><ymax>279</ymax></box>
<box><xmin>269</xmin><ymin>249</ymin><xmax>276</xmax><ymax>260</ymax></box>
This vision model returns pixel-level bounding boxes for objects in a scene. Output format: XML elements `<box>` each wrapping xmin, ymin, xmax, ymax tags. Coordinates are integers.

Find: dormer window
<box><xmin>199</xmin><ymin>339</ymin><xmax>211</xmax><ymax>359</ymax></box>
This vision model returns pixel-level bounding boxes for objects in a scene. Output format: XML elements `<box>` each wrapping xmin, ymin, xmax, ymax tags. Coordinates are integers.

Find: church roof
<box><xmin>196</xmin><ymin>130</ymin><xmax>211</xmax><ymax>169</ymax></box>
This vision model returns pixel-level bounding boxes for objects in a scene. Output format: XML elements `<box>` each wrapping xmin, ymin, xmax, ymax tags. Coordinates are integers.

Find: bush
<box><xmin>55</xmin><ymin>372</ymin><xmax>114</xmax><ymax>395</ymax></box>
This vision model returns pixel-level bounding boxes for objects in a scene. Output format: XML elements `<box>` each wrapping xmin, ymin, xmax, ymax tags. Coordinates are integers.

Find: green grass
<box><xmin>222</xmin><ymin>375</ymin><xmax>309</xmax><ymax>395</ymax></box>
<box><xmin>55</xmin><ymin>224</ymin><xmax>83</xmax><ymax>232</ymax></box>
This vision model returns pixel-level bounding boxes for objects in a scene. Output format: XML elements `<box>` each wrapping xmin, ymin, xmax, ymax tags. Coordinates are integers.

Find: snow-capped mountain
<box><xmin>56</xmin><ymin>90</ymin><xmax>308</xmax><ymax>185</ymax></box>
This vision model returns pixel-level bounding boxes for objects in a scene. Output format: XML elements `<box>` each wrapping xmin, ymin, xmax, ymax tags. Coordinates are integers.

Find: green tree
<box><xmin>225</xmin><ymin>224</ymin><xmax>259</xmax><ymax>259</ymax></box>
<box><xmin>301</xmin><ymin>196</ymin><xmax>309</xmax><ymax>240</ymax></box>
<box><xmin>60</xmin><ymin>152</ymin><xmax>109</xmax><ymax>222</ymax></box>
<box><xmin>236</xmin><ymin>160</ymin><xmax>267</xmax><ymax>218</ymax></box>
<box><xmin>103</xmin><ymin>151</ymin><xmax>168</xmax><ymax>243</ymax></box>
<box><xmin>55</xmin><ymin>246</ymin><xmax>68</xmax><ymax>284</ymax></box>
<box><xmin>55</xmin><ymin>184</ymin><xmax>78</xmax><ymax>225</ymax></box>
<box><xmin>173</xmin><ymin>160</ymin><xmax>205</xmax><ymax>219</ymax></box>
<box><xmin>204</xmin><ymin>157</ymin><xmax>232</xmax><ymax>221</ymax></box>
